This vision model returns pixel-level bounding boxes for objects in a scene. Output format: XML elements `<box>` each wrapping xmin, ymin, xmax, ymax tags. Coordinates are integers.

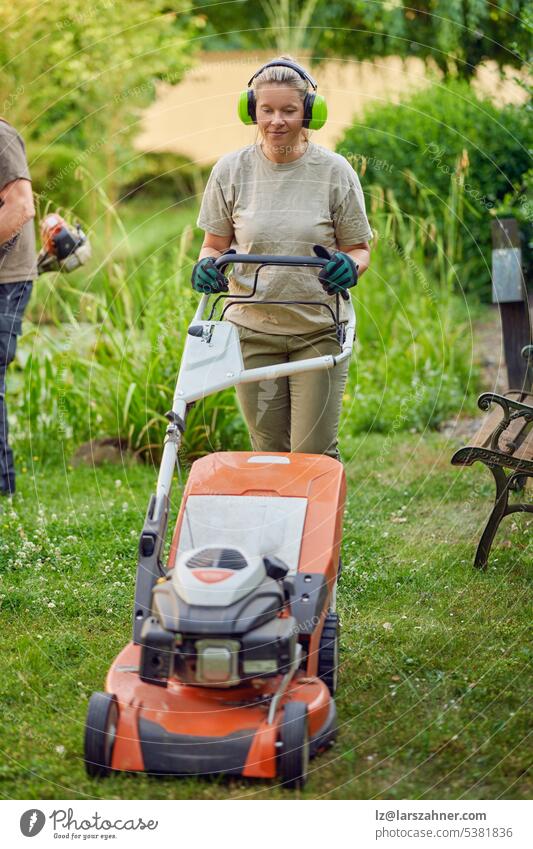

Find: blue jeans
<box><xmin>0</xmin><ymin>281</ymin><xmax>33</xmax><ymax>492</ymax></box>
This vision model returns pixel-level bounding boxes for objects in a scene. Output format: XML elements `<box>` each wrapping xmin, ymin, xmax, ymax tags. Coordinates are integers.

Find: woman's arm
<box><xmin>199</xmin><ymin>231</ymin><xmax>234</xmax><ymax>261</ymax></box>
<box><xmin>336</xmin><ymin>241</ymin><xmax>371</xmax><ymax>277</ymax></box>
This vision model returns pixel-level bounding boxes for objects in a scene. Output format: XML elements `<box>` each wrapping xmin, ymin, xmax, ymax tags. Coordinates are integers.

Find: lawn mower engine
<box><xmin>140</xmin><ymin>545</ymin><xmax>298</xmax><ymax>688</ymax></box>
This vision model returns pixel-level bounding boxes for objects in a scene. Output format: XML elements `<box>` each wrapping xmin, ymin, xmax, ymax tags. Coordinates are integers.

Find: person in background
<box><xmin>0</xmin><ymin>118</ymin><xmax>37</xmax><ymax>496</ymax></box>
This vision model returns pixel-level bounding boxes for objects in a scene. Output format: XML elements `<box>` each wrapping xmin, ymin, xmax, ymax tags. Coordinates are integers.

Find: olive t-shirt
<box><xmin>0</xmin><ymin>119</ymin><xmax>37</xmax><ymax>283</ymax></box>
<box><xmin>196</xmin><ymin>141</ymin><xmax>373</xmax><ymax>335</ymax></box>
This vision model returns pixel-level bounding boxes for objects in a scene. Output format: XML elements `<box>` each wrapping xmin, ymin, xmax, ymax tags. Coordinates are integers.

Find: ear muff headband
<box><xmin>247</xmin><ymin>59</ymin><xmax>318</xmax><ymax>90</ymax></box>
<box><xmin>237</xmin><ymin>60</ymin><xmax>327</xmax><ymax>131</ymax></box>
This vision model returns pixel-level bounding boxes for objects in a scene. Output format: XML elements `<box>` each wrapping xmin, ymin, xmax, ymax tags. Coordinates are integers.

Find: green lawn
<box><xmin>0</xmin><ymin>432</ymin><xmax>531</xmax><ymax>800</ymax></box>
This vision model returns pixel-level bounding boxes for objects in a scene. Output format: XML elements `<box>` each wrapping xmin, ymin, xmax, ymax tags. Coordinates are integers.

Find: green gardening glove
<box><xmin>191</xmin><ymin>255</ymin><xmax>232</xmax><ymax>295</ymax></box>
<box><xmin>313</xmin><ymin>245</ymin><xmax>359</xmax><ymax>299</ymax></box>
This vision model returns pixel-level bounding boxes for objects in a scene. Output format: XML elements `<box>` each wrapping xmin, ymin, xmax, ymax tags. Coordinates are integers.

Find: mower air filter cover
<box><xmin>173</xmin><ymin>545</ymin><xmax>266</xmax><ymax>607</ymax></box>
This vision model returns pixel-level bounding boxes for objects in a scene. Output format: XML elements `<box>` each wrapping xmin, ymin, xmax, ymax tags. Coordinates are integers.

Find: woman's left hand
<box><xmin>313</xmin><ymin>245</ymin><xmax>359</xmax><ymax>296</ymax></box>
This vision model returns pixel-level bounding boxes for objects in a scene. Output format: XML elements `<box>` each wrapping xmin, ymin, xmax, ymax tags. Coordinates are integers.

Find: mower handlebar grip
<box><xmin>214</xmin><ymin>252</ymin><xmax>349</xmax><ymax>301</ymax></box>
<box><xmin>214</xmin><ymin>252</ymin><xmax>329</xmax><ymax>272</ymax></box>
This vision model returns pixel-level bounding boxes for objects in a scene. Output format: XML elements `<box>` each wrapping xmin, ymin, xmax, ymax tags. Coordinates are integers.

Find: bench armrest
<box><xmin>478</xmin><ymin>392</ymin><xmax>533</xmax><ymax>417</ymax></box>
<box><xmin>478</xmin><ymin>392</ymin><xmax>533</xmax><ymax>452</ymax></box>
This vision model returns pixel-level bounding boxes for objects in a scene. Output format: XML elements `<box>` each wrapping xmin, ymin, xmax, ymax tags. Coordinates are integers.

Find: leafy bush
<box><xmin>117</xmin><ymin>152</ymin><xmax>209</xmax><ymax>203</ymax></box>
<box><xmin>28</xmin><ymin>143</ymin><xmax>86</xmax><ymax>214</ymax></box>
<box><xmin>337</xmin><ymin>80</ymin><xmax>532</xmax><ymax>297</ymax></box>
<box><xmin>0</xmin><ymin>1</ymin><xmax>204</xmax><ymax>210</ymax></box>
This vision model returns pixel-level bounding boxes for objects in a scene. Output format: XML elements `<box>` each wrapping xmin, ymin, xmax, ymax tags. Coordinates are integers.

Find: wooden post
<box><xmin>491</xmin><ymin>218</ymin><xmax>532</xmax><ymax>392</ymax></box>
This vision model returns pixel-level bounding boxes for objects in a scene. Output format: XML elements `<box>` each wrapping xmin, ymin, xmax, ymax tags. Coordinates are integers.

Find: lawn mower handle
<box><xmin>215</xmin><ymin>252</ymin><xmax>328</xmax><ymax>271</ymax></box>
<box><xmin>214</xmin><ymin>251</ymin><xmax>350</xmax><ymax>300</ymax></box>
<box><xmin>153</xmin><ymin>252</ymin><xmax>356</xmax><ymax>504</ymax></box>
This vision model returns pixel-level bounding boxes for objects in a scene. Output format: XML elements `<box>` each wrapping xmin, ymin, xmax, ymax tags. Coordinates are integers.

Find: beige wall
<box><xmin>134</xmin><ymin>50</ymin><xmax>528</xmax><ymax>165</ymax></box>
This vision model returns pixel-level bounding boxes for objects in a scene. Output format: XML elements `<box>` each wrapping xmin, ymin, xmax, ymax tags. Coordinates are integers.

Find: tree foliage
<box><xmin>192</xmin><ymin>0</ymin><xmax>531</xmax><ymax>78</ymax></box>
<box><xmin>338</xmin><ymin>79</ymin><xmax>531</xmax><ymax>295</ymax></box>
<box><xmin>0</xmin><ymin>1</ymin><xmax>205</xmax><ymax>205</ymax></box>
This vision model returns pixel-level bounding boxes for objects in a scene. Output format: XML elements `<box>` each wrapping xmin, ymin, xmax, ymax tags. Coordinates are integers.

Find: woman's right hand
<box><xmin>191</xmin><ymin>256</ymin><xmax>230</xmax><ymax>294</ymax></box>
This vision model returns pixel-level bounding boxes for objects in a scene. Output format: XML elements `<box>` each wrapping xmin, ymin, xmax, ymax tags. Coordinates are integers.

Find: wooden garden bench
<box><xmin>451</xmin><ymin>387</ymin><xmax>533</xmax><ymax>569</ymax></box>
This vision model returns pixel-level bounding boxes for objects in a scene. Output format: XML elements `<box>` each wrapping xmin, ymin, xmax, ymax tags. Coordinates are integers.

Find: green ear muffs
<box><xmin>304</xmin><ymin>92</ymin><xmax>327</xmax><ymax>131</ymax></box>
<box><xmin>237</xmin><ymin>60</ymin><xmax>328</xmax><ymax>131</ymax></box>
<box><xmin>237</xmin><ymin>89</ymin><xmax>256</xmax><ymax>126</ymax></box>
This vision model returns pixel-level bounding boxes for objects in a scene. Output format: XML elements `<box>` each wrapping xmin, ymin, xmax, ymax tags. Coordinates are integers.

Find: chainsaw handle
<box><xmin>214</xmin><ymin>252</ymin><xmax>349</xmax><ymax>301</ymax></box>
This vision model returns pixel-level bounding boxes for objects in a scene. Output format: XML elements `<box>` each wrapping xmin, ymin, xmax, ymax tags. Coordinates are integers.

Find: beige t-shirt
<box><xmin>0</xmin><ymin>120</ymin><xmax>37</xmax><ymax>283</ymax></box>
<box><xmin>196</xmin><ymin>141</ymin><xmax>373</xmax><ymax>335</ymax></box>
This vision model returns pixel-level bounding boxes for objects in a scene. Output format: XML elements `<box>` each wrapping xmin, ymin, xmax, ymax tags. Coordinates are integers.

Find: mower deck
<box><xmin>105</xmin><ymin>643</ymin><xmax>336</xmax><ymax>778</ymax></box>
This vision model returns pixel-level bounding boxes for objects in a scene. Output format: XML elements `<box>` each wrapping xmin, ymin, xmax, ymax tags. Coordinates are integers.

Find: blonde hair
<box><xmin>253</xmin><ymin>55</ymin><xmax>310</xmax><ymax>142</ymax></box>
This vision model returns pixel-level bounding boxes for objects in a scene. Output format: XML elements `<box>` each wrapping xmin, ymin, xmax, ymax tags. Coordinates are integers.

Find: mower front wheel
<box><xmin>278</xmin><ymin>701</ymin><xmax>310</xmax><ymax>789</ymax></box>
<box><xmin>84</xmin><ymin>692</ymin><xmax>119</xmax><ymax>777</ymax></box>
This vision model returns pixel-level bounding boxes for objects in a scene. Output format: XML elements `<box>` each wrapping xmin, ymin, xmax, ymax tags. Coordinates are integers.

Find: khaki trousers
<box><xmin>234</xmin><ymin>324</ymin><xmax>350</xmax><ymax>461</ymax></box>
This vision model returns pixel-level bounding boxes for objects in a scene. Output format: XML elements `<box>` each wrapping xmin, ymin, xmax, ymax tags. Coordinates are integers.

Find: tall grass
<box><xmin>16</xmin><ymin>221</ymin><xmax>249</xmax><ymax>464</ymax></box>
<box><xmin>345</xmin><ymin>155</ymin><xmax>476</xmax><ymax>434</ymax></box>
<box><xmin>11</xmin><ymin>178</ymin><xmax>475</xmax><ymax>464</ymax></box>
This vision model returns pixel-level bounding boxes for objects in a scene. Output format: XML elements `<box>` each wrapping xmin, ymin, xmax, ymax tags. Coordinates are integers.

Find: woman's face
<box><xmin>255</xmin><ymin>85</ymin><xmax>305</xmax><ymax>147</ymax></box>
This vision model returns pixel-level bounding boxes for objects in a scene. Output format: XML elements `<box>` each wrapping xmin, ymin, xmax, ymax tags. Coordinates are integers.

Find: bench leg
<box><xmin>475</xmin><ymin>468</ymin><xmax>533</xmax><ymax>569</ymax></box>
<box><xmin>475</xmin><ymin>466</ymin><xmax>511</xmax><ymax>570</ymax></box>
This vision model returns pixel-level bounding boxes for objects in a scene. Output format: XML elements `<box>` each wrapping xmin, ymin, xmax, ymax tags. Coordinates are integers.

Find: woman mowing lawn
<box><xmin>192</xmin><ymin>56</ymin><xmax>373</xmax><ymax>462</ymax></box>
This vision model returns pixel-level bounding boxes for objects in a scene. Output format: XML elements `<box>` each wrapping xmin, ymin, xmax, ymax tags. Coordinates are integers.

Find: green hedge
<box><xmin>28</xmin><ymin>143</ymin><xmax>208</xmax><ymax>228</ymax></box>
<box><xmin>27</xmin><ymin>143</ymin><xmax>90</xmax><ymax>218</ymax></box>
<box><xmin>116</xmin><ymin>151</ymin><xmax>209</xmax><ymax>203</ymax></box>
<box><xmin>337</xmin><ymin>80</ymin><xmax>531</xmax><ymax>297</ymax></box>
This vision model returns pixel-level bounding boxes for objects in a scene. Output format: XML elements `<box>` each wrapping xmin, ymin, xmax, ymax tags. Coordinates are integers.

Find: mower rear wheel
<box><xmin>84</xmin><ymin>692</ymin><xmax>119</xmax><ymax>777</ymax></box>
<box><xmin>318</xmin><ymin>612</ymin><xmax>339</xmax><ymax>695</ymax></box>
<box><xmin>278</xmin><ymin>701</ymin><xmax>310</xmax><ymax>789</ymax></box>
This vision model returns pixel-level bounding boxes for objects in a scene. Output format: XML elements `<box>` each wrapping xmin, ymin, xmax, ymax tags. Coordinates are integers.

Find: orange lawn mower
<box><xmin>84</xmin><ymin>251</ymin><xmax>356</xmax><ymax>788</ymax></box>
